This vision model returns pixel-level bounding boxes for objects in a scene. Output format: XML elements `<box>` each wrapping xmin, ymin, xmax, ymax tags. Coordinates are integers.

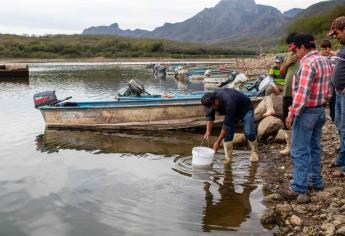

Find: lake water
<box><xmin>0</xmin><ymin>63</ymin><xmax>272</xmax><ymax>236</ymax></box>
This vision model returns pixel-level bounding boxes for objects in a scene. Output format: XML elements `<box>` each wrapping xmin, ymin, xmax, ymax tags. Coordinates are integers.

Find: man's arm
<box><xmin>280</xmin><ymin>54</ymin><xmax>297</xmax><ymax>76</ymax></box>
<box><xmin>204</xmin><ymin>120</ymin><xmax>214</xmax><ymax>140</ymax></box>
<box><xmin>213</xmin><ymin>128</ymin><xmax>228</xmax><ymax>152</ymax></box>
<box><xmin>287</xmin><ymin>63</ymin><xmax>315</xmax><ymax>121</ymax></box>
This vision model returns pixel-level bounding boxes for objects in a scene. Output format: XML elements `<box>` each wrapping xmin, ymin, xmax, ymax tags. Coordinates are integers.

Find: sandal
<box><xmin>332</xmin><ymin>167</ymin><xmax>345</xmax><ymax>177</ymax></box>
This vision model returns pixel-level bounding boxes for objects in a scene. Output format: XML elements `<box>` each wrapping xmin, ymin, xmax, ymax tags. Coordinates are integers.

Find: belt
<box><xmin>307</xmin><ymin>104</ymin><xmax>326</xmax><ymax>108</ymax></box>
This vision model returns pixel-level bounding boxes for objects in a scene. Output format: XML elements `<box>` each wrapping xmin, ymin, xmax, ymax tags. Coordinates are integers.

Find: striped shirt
<box><xmin>288</xmin><ymin>50</ymin><xmax>333</xmax><ymax>119</ymax></box>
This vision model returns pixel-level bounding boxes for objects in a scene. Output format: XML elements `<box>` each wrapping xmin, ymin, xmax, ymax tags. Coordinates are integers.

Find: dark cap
<box><xmin>275</xmin><ymin>55</ymin><xmax>284</xmax><ymax>62</ymax></box>
<box><xmin>328</xmin><ymin>16</ymin><xmax>345</xmax><ymax>36</ymax></box>
<box><xmin>201</xmin><ymin>92</ymin><xmax>217</xmax><ymax>116</ymax></box>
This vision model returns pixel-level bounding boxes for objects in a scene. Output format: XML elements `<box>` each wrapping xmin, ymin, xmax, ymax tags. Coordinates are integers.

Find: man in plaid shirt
<box><xmin>278</xmin><ymin>33</ymin><xmax>333</xmax><ymax>199</ymax></box>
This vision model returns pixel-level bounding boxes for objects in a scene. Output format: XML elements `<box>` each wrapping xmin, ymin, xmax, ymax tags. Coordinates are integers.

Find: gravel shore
<box><xmin>259</xmin><ymin>120</ymin><xmax>345</xmax><ymax>235</ymax></box>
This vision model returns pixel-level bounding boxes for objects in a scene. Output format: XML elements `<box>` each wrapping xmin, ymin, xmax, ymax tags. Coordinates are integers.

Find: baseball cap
<box><xmin>275</xmin><ymin>55</ymin><xmax>284</xmax><ymax>63</ymax></box>
<box><xmin>328</xmin><ymin>16</ymin><xmax>345</xmax><ymax>36</ymax></box>
<box><xmin>288</xmin><ymin>43</ymin><xmax>297</xmax><ymax>52</ymax></box>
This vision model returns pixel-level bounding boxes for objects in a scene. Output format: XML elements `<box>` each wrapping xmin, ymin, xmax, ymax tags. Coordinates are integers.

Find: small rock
<box><xmin>260</xmin><ymin>208</ymin><xmax>276</xmax><ymax>225</ymax></box>
<box><xmin>296</xmin><ymin>194</ymin><xmax>310</xmax><ymax>204</ymax></box>
<box><xmin>275</xmin><ymin>204</ymin><xmax>293</xmax><ymax>219</ymax></box>
<box><xmin>336</xmin><ymin>226</ymin><xmax>345</xmax><ymax>235</ymax></box>
<box><xmin>327</xmin><ymin>206</ymin><xmax>339</xmax><ymax>214</ymax></box>
<box><xmin>315</xmin><ymin>191</ymin><xmax>332</xmax><ymax>201</ymax></box>
<box><xmin>264</xmin><ymin>193</ymin><xmax>284</xmax><ymax>203</ymax></box>
<box><xmin>334</xmin><ymin>214</ymin><xmax>345</xmax><ymax>224</ymax></box>
<box><xmin>290</xmin><ymin>215</ymin><xmax>303</xmax><ymax>226</ymax></box>
<box><xmin>308</xmin><ymin>204</ymin><xmax>319</xmax><ymax>212</ymax></box>
<box><xmin>293</xmin><ymin>206</ymin><xmax>307</xmax><ymax>215</ymax></box>
<box><xmin>321</xmin><ymin>223</ymin><xmax>336</xmax><ymax>236</ymax></box>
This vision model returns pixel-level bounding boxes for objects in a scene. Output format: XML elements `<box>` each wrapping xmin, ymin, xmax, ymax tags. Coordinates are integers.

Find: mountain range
<box><xmin>82</xmin><ymin>0</ymin><xmax>340</xmax><ymax>44</ymax></box>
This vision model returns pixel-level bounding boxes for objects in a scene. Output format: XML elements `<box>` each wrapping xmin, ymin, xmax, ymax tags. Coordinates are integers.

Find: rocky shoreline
<box><xmin>258</xmin><ymin>120</ymin><xmax>345</xmax><ymax>235</ymax></box>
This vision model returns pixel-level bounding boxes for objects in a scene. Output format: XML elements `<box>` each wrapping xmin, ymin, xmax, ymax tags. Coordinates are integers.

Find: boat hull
<box><xmin>40</xmin><ymin>101</ymin><xmax>223</xmax><ymax>130</ymax></box>
<box><xmin>39</xmin><ymin>95</ymin><xmax>262</xmax><ymax>131</ymax></box>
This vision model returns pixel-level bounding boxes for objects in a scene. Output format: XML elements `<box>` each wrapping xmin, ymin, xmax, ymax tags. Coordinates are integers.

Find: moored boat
<box><xmin>36</xmin><ymin>93</ymin><xmax>262</xmax><ymax>131</ymax></box>
<box><xmin>0</xmin><ymin>64</ymin><xmax>29</xmax><ymax>78</ymax></box>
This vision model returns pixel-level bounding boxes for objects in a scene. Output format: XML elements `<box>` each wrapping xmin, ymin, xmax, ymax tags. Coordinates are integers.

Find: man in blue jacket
<box><xmin>201</xmin><ymin>88</ymin><xmax>258</xmax><ymax>164</ymax></box>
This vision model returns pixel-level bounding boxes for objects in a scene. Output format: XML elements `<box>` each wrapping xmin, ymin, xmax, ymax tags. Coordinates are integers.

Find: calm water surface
<box><xmin>0</xmin><ymin>63</ymin><xmax>272</xmax><ymax>236</ymax></box>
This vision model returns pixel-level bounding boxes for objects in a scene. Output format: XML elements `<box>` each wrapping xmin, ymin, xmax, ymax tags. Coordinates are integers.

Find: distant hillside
<box><xmin>283</xmin><ymin>8</ymin><xmax>303</xmax><ymax>18</ymax></box>
<box><xmin>288</xmin><ymin>0</ymin><xmax>345</xmax><ymax>35</ymax></box>
<box><xmin>83</xmin><ymin>0</ymin><xmax>290</xmax><ymax>43</ymax></box>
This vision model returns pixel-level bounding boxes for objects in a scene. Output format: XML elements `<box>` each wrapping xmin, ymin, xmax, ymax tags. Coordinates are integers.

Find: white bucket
<box><xmin>192</xmin><ymin>147</ymin><xmax>215</xmax><ymax>166</ymax></box>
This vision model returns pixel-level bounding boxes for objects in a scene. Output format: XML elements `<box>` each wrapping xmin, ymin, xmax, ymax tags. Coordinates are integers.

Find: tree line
<box><xmin>0</xmin><ymin>34</ymin><xmax>256</xmax><ymax>59</ymax></box>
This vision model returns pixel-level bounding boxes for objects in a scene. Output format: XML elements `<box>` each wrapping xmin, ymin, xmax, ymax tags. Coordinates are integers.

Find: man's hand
<box><xmin>287</xmin><ymin>55</ymin><xmax>297</xmax><ymax>66</ymax></box>
<box><xmin>204</xmin><ymin>131</ymin><xmax>211</xmax><ymax>141</ymax></box>
<box><xmin>273</xmin><ymin>86</ymin><xmax>281</xmax><ymax>95</ymax></box>
<box><xmin>342</xmin><ymin>88</ymin><xmax>345</xmax><ymax>96</ymax></box>
<box><xmin>213</xmin><ymin>140</ymin><xmax>221</xmax><ymax>153</ymax></box>
<box><xmin>285</xmin><ymin>116</ymin><xmax>293</xmax><ymax>130</ymax></box>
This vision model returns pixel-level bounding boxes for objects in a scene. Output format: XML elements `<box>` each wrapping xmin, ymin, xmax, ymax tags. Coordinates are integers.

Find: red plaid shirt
<box><xmin>288</xmin><ymin>51</ymin><xmax>333</xmax><ymax>119</ymax></box>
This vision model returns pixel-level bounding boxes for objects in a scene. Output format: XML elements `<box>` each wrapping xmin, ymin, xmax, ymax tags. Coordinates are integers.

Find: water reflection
<box><xmin>203</xmin><ymin>162</ymin><xmax>258</xmax><ymax>231</ymax></box>
<box><xmin>174</xmin><ymin>152</ymin><xmax>261</xmax><ymax>232</ymax></box>
<box><xmin>35</xmin><ymin>129</ymin><xmax>204</xmax><ymax>156</ymax></box>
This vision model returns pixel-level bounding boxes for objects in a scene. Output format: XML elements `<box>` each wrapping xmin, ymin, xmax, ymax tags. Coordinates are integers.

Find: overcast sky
<box><xmin>0</xmin><ymin>0</ymin><xmax>326</xmax><ymax>35</ymax></box>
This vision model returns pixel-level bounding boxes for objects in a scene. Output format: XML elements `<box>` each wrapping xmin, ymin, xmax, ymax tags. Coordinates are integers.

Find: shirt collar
<box><xmin>301</xmin><ymin>50</ymin><xmax>319</xmax><ymax>63</ymax></box>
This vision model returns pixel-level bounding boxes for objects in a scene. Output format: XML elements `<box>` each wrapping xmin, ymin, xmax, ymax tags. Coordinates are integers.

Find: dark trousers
<box><xmin>282</xmin><ymin>97</ymin><xmax>293</xmax><ymax>129</ymax></box>
<box><xmin>329</xmin><ymin>86</ymin><xmax>336</xmax><ymax>122</ymax></box>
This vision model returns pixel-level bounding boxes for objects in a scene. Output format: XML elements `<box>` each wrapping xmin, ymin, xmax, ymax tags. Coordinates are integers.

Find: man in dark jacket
<box><xmin>328</xmin><ymin>16</ymin><xmax>345</xmax><ymax>177</ymax></box>
<box><xmin>201</xmin><ymin>88</ymin><xmax>258</xmax><ymax>164</ymax></box>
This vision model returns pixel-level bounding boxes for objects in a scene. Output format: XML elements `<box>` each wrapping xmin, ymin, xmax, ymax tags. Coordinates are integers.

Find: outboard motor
<box><xmin>33</xmin><ymin>91</ymin><xmax>72</xmax><ymax>108</ymax></box>
<box><xmin>122</xmin><ymin>79</ymin><xmax>151</xmax><ymax>96</ymax></box>
<box><xmin>218</xmin><ymin>70</ymin><xmax>239</xmax><ymax>87</ymax></box>
<box><xmin>33</xmin><ymin>91</ymin><xmax>58</xmax><ymax>108</ymax></box>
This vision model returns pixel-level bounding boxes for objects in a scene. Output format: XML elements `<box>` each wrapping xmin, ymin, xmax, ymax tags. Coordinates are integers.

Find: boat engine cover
<box><xmin>33</xmin><ymin>91</ymin><xmax>58</xmax><ymax>108</ymax></box>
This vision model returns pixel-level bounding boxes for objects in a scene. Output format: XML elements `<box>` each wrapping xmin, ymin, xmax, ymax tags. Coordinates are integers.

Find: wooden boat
<box><xmin>0</xmin><ymin>64</ymin><xmax>29</xmax><ymax>78</ymax></box>
<box><xmin>38</xmin><ymin>94</ymin><xmax>262</xmax><ymax>131</ymax></box>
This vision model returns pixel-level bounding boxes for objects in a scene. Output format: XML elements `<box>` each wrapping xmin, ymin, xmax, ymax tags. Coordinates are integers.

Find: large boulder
<box><xmin>254</xmin><ymin>94</ymin><xmax>283</xmax><ymax>122</ymax></box>
<box><xmin>257</xmin><ymin>116</ymin><xmax>284</xmax><ymax>141</ymax></box>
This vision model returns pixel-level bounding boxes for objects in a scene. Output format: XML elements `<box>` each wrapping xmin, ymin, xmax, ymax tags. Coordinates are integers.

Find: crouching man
<box><xmin>201</xmin><ymin>88</ymin><xmax>258</xmax><ymax>164</ymax></box>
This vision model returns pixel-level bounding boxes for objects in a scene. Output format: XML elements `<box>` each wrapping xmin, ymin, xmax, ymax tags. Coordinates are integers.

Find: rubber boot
<box><xmin>249</xmin><ymin>140</ymin><xmax>259</xmax><ymax>162</ymax></box>
<box><xmin>223</xmin><ymin>141</ymin><xmax>234</xmax><ymax>164</ymax></box>
<box><xmin>263</xmin><ymin>95</ymin><xmax>276</xmax><ymax>117</ymax></box>
<box><xmin>280</xmin><ymin>130</ymin><xmax>291</xmax><ymax>155</ymax></box>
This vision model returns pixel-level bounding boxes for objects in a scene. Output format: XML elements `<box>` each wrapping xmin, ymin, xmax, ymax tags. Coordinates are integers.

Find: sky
<box><xmin>0</xmin><ymin>0</ymin><xmax>326</xmax><ymax>35</ymax></box>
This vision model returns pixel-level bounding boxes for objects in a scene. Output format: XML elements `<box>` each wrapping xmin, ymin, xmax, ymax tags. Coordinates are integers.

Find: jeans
<box><xmin>224</xmin><ymin>109</ymin><xmax>256</xmax><ymax>142</ymax></box>
<box><xmin>290</xmin><ymin>107</ymin><xmax>325</xmax><ymax>194</ymax></box>
<box><xmin>335</xmin><ymin>93</ymin><xmax>345</xmax><ymax>167</ymax></box>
